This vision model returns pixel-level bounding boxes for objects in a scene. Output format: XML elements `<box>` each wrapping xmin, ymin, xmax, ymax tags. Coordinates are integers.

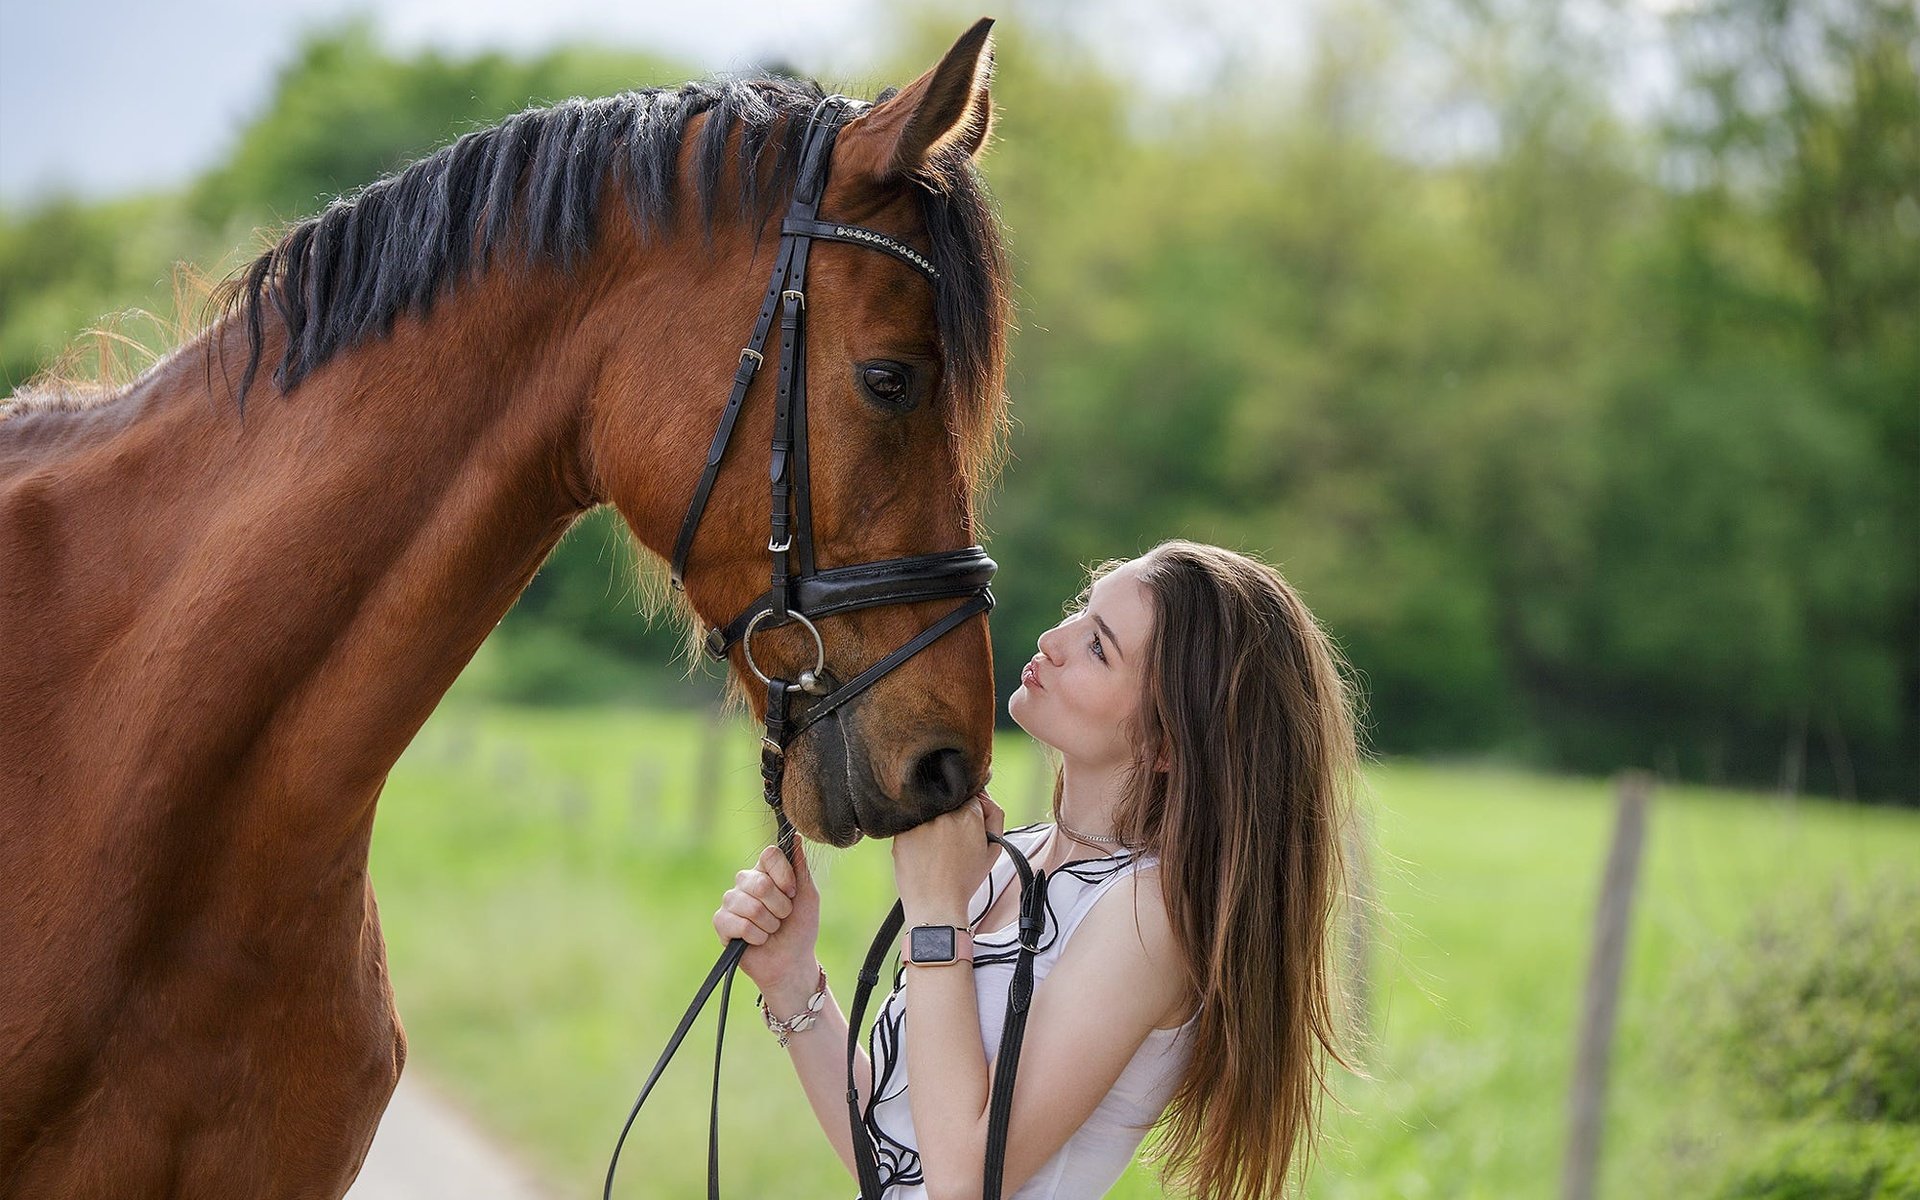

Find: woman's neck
<box><xmin>1050</xmin><ymin>756</ymin><xmax>1132</xmax><ymax>864</ymax></box>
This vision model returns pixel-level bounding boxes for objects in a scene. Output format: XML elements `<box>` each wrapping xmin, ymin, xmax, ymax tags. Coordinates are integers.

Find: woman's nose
<box><xmin>1036</xmin><ymin>624</ymin><xmax>1066</xmax><ymax>664</ymax></box>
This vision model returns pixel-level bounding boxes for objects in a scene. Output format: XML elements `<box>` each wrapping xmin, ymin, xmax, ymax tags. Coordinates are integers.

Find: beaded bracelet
<box><xmin>757</xmin><ymin>965</ymin><xmax>828</xmax><ymax>1048</ymax></box>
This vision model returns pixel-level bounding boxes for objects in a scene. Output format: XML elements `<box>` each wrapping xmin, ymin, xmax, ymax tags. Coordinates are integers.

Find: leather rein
<box><xmin>602</xmin><ymin>96</ymin><xmax>1044</xmax><ymax>1200</ymax></box>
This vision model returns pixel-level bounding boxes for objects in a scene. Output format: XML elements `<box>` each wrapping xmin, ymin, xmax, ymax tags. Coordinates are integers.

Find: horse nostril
<box><xmin>907</xmin><ymin>747</ymin><xmax>971</xmax><ymax>815</ymax></box>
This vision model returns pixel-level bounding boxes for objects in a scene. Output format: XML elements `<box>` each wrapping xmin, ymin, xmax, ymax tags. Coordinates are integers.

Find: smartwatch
<box><xmin>902</xmin><ymin>924</ymin><xmax>974</xmax><ymax>967</ymax></box>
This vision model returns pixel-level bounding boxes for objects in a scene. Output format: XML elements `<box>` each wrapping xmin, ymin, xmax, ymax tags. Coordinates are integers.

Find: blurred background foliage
<box><xmin>1654</xmin><ymin>873</ymin><xmax>1920</xmax><ymax>1197</ymax></box>
<box><xmin>1</xmin><ymin>0</ymin><xmax>1914</xmax><ymax>800</ymax></box>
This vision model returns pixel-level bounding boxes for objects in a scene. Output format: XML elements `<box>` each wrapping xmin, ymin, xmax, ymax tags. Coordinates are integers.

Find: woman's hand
<box><xmin>891</xmin><ymin>791</ymin><xmax>1005</xmax><ymax>920</ymax></box>
<box><xmin>714</xmin><ymin>841</ymin><xmax>821</xmax><ymax>994</ymax></box>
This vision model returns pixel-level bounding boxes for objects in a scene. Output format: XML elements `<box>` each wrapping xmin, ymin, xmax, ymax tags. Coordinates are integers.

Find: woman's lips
<box><xmin>1021</xmin><ymin>662</ymin><xmax>1044</xmax><ymax>690</ymax></box>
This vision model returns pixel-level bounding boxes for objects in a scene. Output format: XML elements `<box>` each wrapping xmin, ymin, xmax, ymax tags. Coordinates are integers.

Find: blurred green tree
<box><xmin>4</xmin><ymin>5</ymin><xmax>1913</xmax><ymax>793</ymax></box>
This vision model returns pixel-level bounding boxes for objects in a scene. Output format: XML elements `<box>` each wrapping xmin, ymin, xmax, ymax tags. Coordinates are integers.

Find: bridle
<box><xmin>603</xmin><ymin>96</ymin><xmax>1047</xmax><ymax>1200</ymax></box>
<box><xmin>667</xmin><ymin>92</ymin><xmax>997</xmax><ymax>847</ymax></box>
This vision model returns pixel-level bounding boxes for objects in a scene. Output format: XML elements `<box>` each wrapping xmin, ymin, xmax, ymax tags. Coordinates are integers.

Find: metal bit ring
<box><xmin>741</xmin><ymin>609</ymin><xmax>828</xmax><ymax>694</ymax></box>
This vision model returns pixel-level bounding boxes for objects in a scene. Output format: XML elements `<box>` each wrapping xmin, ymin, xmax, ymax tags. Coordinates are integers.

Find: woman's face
<box><xmin>1008</xmin><ymin>558</ymin><xmax>1157</xmax><ymax>769</ymax></box>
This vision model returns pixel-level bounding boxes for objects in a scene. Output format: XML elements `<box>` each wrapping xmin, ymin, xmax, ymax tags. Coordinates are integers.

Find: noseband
<box><xmin>604</xmin><ymin>97</ymin><xmax>1041</xmax><ymax>1200</ymax></box>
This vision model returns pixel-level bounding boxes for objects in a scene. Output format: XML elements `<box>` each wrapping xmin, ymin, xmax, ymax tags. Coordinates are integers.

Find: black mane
<box><xmin>221</xmin><ymin>74</ymin><xmax>1009</xmax><ymax>459</ymax></box>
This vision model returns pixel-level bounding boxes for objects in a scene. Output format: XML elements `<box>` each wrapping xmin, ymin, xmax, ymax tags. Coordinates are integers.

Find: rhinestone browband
<box><xmin>832</xmin><ymin>225</ymin><xmax>940</xmax><ymax>279</ymax></box>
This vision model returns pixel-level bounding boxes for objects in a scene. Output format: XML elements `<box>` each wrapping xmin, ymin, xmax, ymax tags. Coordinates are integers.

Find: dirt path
<box><xmin>346</xmin><ymin>1072</ymin><xmax>554</xmax><ymax>1200</ymax></box>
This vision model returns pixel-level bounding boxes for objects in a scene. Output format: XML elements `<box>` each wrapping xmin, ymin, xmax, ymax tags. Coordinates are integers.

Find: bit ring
<box><xmin>741</xmin><ymin>609</ymin><xmax>827</xmax><ymax>691</ymax></box>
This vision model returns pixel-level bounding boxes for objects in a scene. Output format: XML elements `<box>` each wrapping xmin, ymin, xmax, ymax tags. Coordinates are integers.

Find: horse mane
<box><xmin>213</xmin><ymin>74</ymin><xmax>1011</xmax><ymax>490</ymax></box>
<box><xmin>2</xmin><ymin>269</ymin><xmax>219</xmax><ymax>420</ymax></box>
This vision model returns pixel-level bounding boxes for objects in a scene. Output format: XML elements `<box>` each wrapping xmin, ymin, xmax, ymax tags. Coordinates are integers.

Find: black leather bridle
<box><xmin>603</xmin><ymin>96</ymin><xmax>1045</xmax><ymax>1200</ymax></box>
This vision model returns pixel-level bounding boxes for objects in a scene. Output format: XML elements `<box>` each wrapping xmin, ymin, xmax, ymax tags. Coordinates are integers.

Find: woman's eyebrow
<box><xmin>1091</xmin><ymin>613</ymin><xmax>1125</xmax><ymax>661</ymax></box>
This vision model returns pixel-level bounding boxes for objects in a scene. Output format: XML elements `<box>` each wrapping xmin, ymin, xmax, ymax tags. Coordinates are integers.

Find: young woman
<box><xmin>714</xmin><ymin>539</ymin><xmax>1362</xmax><ymax>1199</ymax></box>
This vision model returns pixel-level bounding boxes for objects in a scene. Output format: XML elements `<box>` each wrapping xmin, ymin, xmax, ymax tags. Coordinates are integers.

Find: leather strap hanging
<box><xmin>847</xmin><ymin>830</ymin><xmax>1050</xmax><ymax>1199</ymax></box>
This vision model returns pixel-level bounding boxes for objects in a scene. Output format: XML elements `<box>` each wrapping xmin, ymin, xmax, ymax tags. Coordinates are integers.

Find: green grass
<box><xmin>369</xmin><ymin>703</ymin><xmax>1920</xmax><ymax>1197</ymax></box>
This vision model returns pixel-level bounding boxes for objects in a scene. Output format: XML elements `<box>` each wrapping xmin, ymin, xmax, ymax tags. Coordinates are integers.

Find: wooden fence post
<box><xmin>1561</xmin><ymin>770</ymin><xmax>1653</xmax><ymax>1200</ymax></box>
<box><xmin>628</xmin><ymin>759</ymin><xmax>659</xmax><ymax>833</ymax></box>
<box><xmin>692</xmin><ymin>702</ymin><xmax>725</xmax><ymax>847</ymax></box>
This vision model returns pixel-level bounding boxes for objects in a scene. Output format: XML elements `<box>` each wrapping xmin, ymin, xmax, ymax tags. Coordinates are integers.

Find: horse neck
<box><xmin>11</xmin><ymin>262</ymin><xmax>603</xmax><ymax>888</ymax></box>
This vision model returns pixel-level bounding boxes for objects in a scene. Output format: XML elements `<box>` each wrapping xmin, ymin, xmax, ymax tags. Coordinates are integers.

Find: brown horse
<box><xmin>0</xmin><ymin>20</ymin><xmax>1008</xmax><ymax>1199</ymax></box>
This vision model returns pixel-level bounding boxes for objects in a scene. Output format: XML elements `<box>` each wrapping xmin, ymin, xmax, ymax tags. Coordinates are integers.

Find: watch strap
<box><xmin>901</xmin><ymin>924</ymin><xmax>974</xmax><ymax>966</ymax></box>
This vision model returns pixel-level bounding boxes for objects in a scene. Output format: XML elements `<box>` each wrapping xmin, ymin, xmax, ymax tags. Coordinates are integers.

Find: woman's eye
<box><xmin>1090</xmin><ymin>636</ymin><xmax>1106</xmax><ymax>663</ymax></box>
<box><xmin>856</xmin><ymin>361</ymin><xmax>916</xmax><ymax>411</ymax></box>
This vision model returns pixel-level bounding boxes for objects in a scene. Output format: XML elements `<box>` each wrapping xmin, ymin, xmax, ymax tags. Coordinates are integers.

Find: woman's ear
<box><xmin>836</xmin><ymin>17</ymin><xmax>996</xmax><ymax>182</ymax></box>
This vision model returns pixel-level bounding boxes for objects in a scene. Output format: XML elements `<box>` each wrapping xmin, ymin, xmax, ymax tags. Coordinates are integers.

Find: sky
<box><xmin>0</xmin><ymin>0</ymin><xmax>899</xmax><ymax>204</ymax></box>
<box><xmin>0</xmin><ymin>0</ymin><xmax>1681</xmax><ymax>207</ymax></box>
<box><xmin>0</xmin><ymin>0</ymin><xmax>1324</xmax><ymax>206</ymax></box>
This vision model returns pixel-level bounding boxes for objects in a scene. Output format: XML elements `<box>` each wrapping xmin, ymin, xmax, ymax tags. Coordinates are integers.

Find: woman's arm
<box><xmin>714</xmin><ymin>842</ymin><xmax>872</xmax><ymax>1184</ymax></box>
<box><xmin>904</xmin><ymin>869</ymin><xmax>1188</xmax><ymax>1200</ymax></box>
<box><xmin>754</xmin><ymin>966</ymin><xmax>873</xmax><ymax>1181</ymax></box>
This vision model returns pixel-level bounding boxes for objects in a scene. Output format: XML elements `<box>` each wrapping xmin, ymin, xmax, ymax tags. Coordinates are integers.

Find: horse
<box><xmin>0</xmin><ymin>20</ymin><xmax>1008</xmax><ymax>1198</ymax></box>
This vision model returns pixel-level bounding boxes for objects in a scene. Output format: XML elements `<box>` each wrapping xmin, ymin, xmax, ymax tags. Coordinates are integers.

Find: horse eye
<box><xmin>856</xmin><ymin>361</ymin><xmax>916</xmax><ymax>411</ymax></box>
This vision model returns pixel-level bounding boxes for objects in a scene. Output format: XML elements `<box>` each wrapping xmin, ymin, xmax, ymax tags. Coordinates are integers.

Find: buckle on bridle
<box><xmin>739</xmin><ymin>347</ymin><xmax>764</xmax><ymax>366</ymax></box>
<box><xmin>781</xmin><ymin>289</ymin><xmax>806</xmax><ymax>309</ymax></box>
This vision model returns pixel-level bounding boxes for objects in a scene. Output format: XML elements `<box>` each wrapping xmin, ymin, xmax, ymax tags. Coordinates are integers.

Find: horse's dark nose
<box><xmin>905</xmin><ymin>746</ymin><xmax>972</xmax><ymax>817</ymax></box>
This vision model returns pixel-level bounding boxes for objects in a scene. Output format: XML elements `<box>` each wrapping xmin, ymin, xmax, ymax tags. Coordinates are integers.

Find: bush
<box><xmin>1714</xmin><ymin>1123</ymin><xmax>1920</xmax><ymax>1200</ymax></box>
<box><xmin>1658</xmin><ymin>874</ymin><xmax>1920</xmax><ymax>1199</ymax></box>
<box><xmin>1700</xmin><ymin>875</ymin><xmax>1920</xmax><ymax>1126</ymax></box>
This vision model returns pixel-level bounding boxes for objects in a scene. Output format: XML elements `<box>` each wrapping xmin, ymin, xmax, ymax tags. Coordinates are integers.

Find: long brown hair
<box><xmin>1058</xmin><ymin>539</ymin><xmax>1363</xmax><ymax>1198</ymax></box>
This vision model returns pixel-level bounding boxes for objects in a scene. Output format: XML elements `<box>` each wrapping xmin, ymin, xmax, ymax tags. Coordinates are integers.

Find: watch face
<box><xmin>910</xmin><ymin>925</ymin><xmax>956</xmax><ymax>962</ymax></box>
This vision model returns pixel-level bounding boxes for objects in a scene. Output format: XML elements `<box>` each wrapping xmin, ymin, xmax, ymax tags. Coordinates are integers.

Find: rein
<box><xmin>842</xmin><ymin>833</ymin><xmax>1050</xmax><ymax>1199</ymax></box>
<box><xmin>602</xmin><ymin>96</ymin><xmax>1035</xmax><ymax>1200</ymax></box>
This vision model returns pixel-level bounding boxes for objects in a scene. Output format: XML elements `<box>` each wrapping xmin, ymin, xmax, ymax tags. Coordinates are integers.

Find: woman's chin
<box><xmin>1005</xmin><ymin>694</ymin><xmax>1042</xmax><ymax>742</ymax></box>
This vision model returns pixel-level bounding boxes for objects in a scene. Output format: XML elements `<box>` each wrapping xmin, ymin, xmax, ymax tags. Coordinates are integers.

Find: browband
<box><xmin>779</xmin><ymin>218</ymin><xmax>940</xmax><ymax>281</ymax></box>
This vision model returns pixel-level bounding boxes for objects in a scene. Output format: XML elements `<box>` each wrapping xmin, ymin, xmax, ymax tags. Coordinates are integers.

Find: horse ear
<box><xmin>949</xmin><ymin>83</ymin><xmax>995</xmax><ymax>160</ymax></box>
<box><xmin>841</xmin><ymin>17</ymin><xmax>996</xmax><ymax>181</ymax></box>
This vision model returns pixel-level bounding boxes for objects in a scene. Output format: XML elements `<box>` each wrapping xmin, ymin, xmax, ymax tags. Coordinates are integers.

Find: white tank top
<box><xmin>860</xmin><ymin>822</ymin><xmax>1199</xmax><ymax>1198</ymax></box>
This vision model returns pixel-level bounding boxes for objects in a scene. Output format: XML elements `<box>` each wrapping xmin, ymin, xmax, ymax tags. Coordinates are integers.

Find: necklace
<box><xmin>1056</xmin><ymin>815</ymin><xmax>1123</xmax><ymax>846</ymax></box>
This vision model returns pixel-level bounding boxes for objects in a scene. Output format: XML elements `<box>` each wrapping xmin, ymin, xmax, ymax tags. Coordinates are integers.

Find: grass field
<box><xmin>368</xmin><ymin>701</ymin><xmax>1920</xmax><ymax>1198</ymax></box>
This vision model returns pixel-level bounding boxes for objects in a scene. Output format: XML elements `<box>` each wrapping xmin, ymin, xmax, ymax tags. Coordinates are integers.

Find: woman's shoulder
<box><xmin>1061</xmin><ymin>857</ymin><xmax>1194</xmax><ymax>1030</ymax></box>
<box><xmin>1084</xmin><ymin>859</ymin><xmax>1173</xmax><ymax>944</ymax></box>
